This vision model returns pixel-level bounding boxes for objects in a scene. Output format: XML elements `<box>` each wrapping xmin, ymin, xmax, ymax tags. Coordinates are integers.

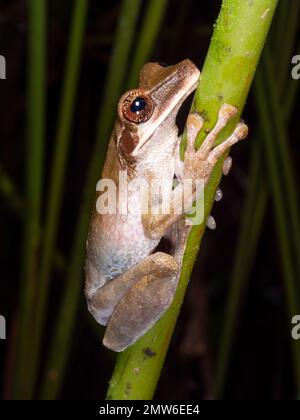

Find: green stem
<box><xmin>25</xmin><ymin>0</ymin><xmax>89</xmax><ymax>399</ymax></box>
<box><xmin>284</xmin><ymin>37</ymin><xmax>300</xmax><ymax>120</ymax></box>
<box><xmin>40</xmin><ymin>0</ymin><xmax>142</xmax><ymax>399</ymax></box>
<box><xmin>13</xmin><ymin>0</ymin><xmax>46</xmax><ymax>400</ymax></box>
<box><xmin>214</xmin><ymin>4</ymin><xmax>300</xmax><ymax>397</ymax></box>
<box><xmin>167</xmin><ymin>0</ymin><xmax>192</xmax><ymax>58</ymax></box>
<box><xmin>272</xmin><ymin>0</ymin><xmax>288</xmax><ymax>60</ymax></box>
<box><xmin>0</xmin><ymin>168</ymin><xmax>67</xmax><ymax>274</ymax></box>
<box><xmin>0</xmin><ymin>166</ymin><xmax>23</xmax><ymax>215</ymax></box>
<box><xmin>126</xmin><ymin>0</ymin><xmax>169</xmax><ymax>89</ymax></box>
<box><xmin>107</xmin><ymin>0</ymin><xmax>278</xmax><ymax>400</ymax></box>
<box><xmin>215</xmin><ymin>64</ymin><xmax>300</xmax><ymax>400</ymax></box>
<box><xmin>254</xmin><ymin>68</ymin><xmax>300</xmax><ymax>390</ymax></box>
<box><xmin>214</xmin><ymin>140</ymin><xmax>267</xmax><ymax>397</ymax></box>
<box><xmin>277</xmin><ymin>0</ymin><xmax>300</xmax><ymax>96</ymax></box>
<box><xmin>263</xmin><ymin>49</ymin><xmax>300</xmax><ymax>280</ymax></box>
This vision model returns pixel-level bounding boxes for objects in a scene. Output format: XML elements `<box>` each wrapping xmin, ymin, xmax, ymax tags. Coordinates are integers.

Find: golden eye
<box><xmin>122</xmin><ymin>91</ymin><xmax>154</xmax><ymax>124</ymax></box>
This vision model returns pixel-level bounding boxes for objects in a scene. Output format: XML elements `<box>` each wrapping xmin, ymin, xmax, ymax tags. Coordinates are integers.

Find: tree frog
<box><xmin>85</xmin><ymin>59</ymin><xmax>248</xmax><ymax>352</ymax></box>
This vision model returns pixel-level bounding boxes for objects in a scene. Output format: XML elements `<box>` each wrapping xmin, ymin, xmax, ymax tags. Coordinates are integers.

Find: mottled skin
<box><xmin>85</xmin><ymin>60</ymin><xmax>248</xmax><ymax>351</ymax></box>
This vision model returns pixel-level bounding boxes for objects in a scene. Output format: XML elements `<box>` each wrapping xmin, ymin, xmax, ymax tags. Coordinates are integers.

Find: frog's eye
<box><xmin>122</xmin><ymin>91</ymin><xmax>154</xmax><ymax>124</ymax></box>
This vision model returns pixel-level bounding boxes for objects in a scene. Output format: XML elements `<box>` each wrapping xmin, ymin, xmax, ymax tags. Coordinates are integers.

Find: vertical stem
<box><xmin>25</xmin><ymin>0</ymin><xmax>89</xmax><ymax>399</ymax></box>
<box><xmin>272</xmin><ymin>0</ymin><xmax>288</xmax><ymax>59</ymax></box>
<box><xmin>284</xmin><ymin>37</ymin><xmax>300</xmax><ymax>120</ymax></box>
<box><xmin>214</xmin><ymin>140</ymin><xmax>267</xmax><ymax>397</ymax></box>
<box><xmin>40</xmin><ymin>0</ymin><xmax>142</xmax><ymax>400</ymax></box>
<box><xmin>277</xmin><ymin>0</ymin><xmax>300</xmax><ymax>96</ymax></box>
<box><xmin>263</xmin><ymin>49</ymin><xmax>300</xmax><ymax>280</ymax></box>
<box><xmin>215</xmin><ymin>4</ymin><xmax>300</xmax><ymax>397</ymax></box>
<box><xmin>126</xmin><ymin>0</ymin><xmax>169</xmax><ymax>89</ymax></box>
<box><xmin>254</xmin><ymin>69</ymin><xmax>300</xmax><ymax>390</ymax></box>
<box><xmin>107</xmin><ymin>0</ymin><xmax>278</xmax><ymax>400</ymax></box>
<box><xmin>14</xmin><ymin>0</ymin><xmax>46</xmax><ymax>399</ymax></box>
<box><xmin>0</xmin><ymin>166</ymin><xmax>23</xmax><ymax>215</ymax></box>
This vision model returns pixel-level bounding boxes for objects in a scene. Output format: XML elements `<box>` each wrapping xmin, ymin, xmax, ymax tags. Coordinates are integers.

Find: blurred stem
<box><xmin>40</xmin><ymin>0</ymin><xmax>142</xmax><ymax>399</ymax></box>
<box><xmin>214</xmin><ymin>2</ymin><xmax>300</xmax><ymax>397</ymax></box>
<box><xmin>272</xmin><ymin>0</ymin><xmax>288</xmax><ymax>60</ymax></box>
<box><xmin>126</xmin><ymin>0</ymin><xmax>169</xmax><ymax>89</ymax></box>
<box><xmin>263</xmin><ymin>48</ymin><xmax>300</xmax><ymax>279</ymax></box>
<box><xmin>254</xmin><ymin>68</ymin><xmax>300</xmax><ymax>391</ymax></box>
<box><xmin>13</xmin><ymin>0</ymin><xmax>46</xmax><ymax>399</ymax></box>
<box><xmin>0</xmin><ymin>168</ymin><xmax>66</xmax><ymax>273</ymax></box>
<box><xmin>284</xmin><ymin>37</ymin><xmax>300</xmax><ymax>120</ymax></box>
<box><xmin>0</xmin><ymin>170</ymin><xmax>67</xmax><ymax>280</ymax></box>
<box><xmin>25</xmin><ymin>0</ymin><xmax>89</xmax><ymax>399</ymax></box>
<box><xmin>214</xmin><ymin>140</ymin><xmax>267</xmax><ymax>397</ymax></box>
<box><xmin>107</xmin><ymin>0</ymin><xmax>278</xmax><ymax>400</ymax></box>
<box><xmin>167</xmin><ymin>0</ymin><xmax>192</xmax><ymax>58</ymax></box>
<box><xmin>277</xmin><ymin>0</ymin><xmax>300</xmax><ymax>96</ymax></box>
<box><xmin>0</xmin><ymin>166</ymin><xmax>23</xmax><ymax>215</ymax></box>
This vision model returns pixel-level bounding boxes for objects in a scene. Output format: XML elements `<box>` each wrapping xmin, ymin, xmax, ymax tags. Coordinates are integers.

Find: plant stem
<box><xmin>277</xmin><ymin>0</ymin><xmax>300</xmax><ymax>96</ymax></box>
<box><xmin>40</xmin><ymin>0</ymin><xmax>142</xmax><ymax>399</ymax></box>
<box><xmin>272</xmin><ymin>0</ymin><xmax>288</xmax><ymax>60</ymax></box>
<box><xmin>13</xmin><ymin>0</ymin><xmax>46</xmax><ymax>400</ymax></box>
<box><xmin>284</xmin><ymin>37</ymin><xmax>300</xmax><ymax>120</ymax></box>
<box><xmin>126</xmin><ymin>0</ymin><xmax>169</xmax><ymax>89</ymax></box>
<box><xmin>0</xmin><ymin>166</ymin><xmax>23</xmax><ymax>215</ymax></box>
<box><xmin>214</xmin><ymin>4</ymin><xmax>300</xmax><ymax>397</ymax></box>
<box><xmin>24</xmin><ymin>0</ymin><xmax>89</xmax><ymax>399</ymax></box>
<box><xmin>263</xmin><ymin>49</ymin><xmax>300</xmax><ymax>280</ymax></box>
<box><xmin>214</xmin><ymin>140</ymin><xmax>267</xmax><ymax>397</ymax></box>
<box><xmin>107</xmin><ymin>0</ymin><xmax>278</xmax><ymax>400</ymax></box>
<box><xmin>254</xmin><ymin>69</ymin><xmax>300</xmax><ymax>391</ymax></box>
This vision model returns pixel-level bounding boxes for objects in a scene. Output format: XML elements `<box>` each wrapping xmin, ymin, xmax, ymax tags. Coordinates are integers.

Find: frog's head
<box><xmin>116</xmin><ymin>59</ymin><xmax>200</xmax><ymax>160</ymax></box>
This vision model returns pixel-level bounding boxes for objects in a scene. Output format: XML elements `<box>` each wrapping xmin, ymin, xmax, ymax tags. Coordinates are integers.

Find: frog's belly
<box><xmin>86</xmin><ymin>212</ymin><xmax>160</xmax><ymax>294</ymax></box>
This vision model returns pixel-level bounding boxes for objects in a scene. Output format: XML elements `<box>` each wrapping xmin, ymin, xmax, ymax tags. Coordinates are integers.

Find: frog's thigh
<box><xmin>103</xmin><ymin>261</ymin><xmax>179</xmax><ymax>352</ymax></box>
<box><xmin>89</xmin><ymin>252</ymin><xmax>178</xmax><ymax>326</ymax></box>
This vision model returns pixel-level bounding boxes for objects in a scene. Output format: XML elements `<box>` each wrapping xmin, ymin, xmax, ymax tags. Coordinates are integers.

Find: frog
<box><xmin>85</xmin><ymin>59</ymin><xmax>248</xmax><ymax>352</ymax></box>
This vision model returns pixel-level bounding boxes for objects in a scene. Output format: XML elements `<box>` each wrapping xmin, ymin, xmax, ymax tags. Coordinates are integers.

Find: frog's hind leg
<box><xmin>103</xmin><ymin>223</ymin><xmax>190</xmax><ymax>352</ymax></box>
<box><xmin>88</xmin><ymin>252</ymin><xmax>178</xmax><ymax>327</ymax></box>
<box><xmin>103</xmin><ymin>268</ymin><xmax>177</xmax><ymax>351</ymax></box>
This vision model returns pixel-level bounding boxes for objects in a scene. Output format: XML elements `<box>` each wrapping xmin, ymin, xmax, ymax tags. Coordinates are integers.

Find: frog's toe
<box><xmin>186</xmin><ymin>112</ymin><xmax>204</xmax><ymax>153</ymax></box>
<box><xmin>196</xmin><ymin>103</ymin><xmax>238</xmax><ymax>160</ymax></box>
<box><xmin>207</xmin><ymin>122</ymin><xmax>248</xmax><ymax>166</ymax></box>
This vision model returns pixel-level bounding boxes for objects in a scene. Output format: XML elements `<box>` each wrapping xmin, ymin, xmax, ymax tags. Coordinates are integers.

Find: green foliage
<box><xmin>14</xmin><ymin>0</ymin><xmax>46</xmax><ymax>399</ymax></box>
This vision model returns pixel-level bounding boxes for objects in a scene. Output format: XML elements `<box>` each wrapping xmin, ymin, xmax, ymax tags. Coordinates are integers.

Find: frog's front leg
<box><xmin>143</xmin><ymin>104</ymin><xmax>248</xmax><ymax>239</ymax></box>
<box><xmin>88</xmin><ymin>252</ymin><xmax>179</xmax><ymax>351</ymax></box>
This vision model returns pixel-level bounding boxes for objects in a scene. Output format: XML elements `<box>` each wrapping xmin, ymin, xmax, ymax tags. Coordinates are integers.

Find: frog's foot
<box><xmin>103</xmin><ymin>252</ymin><xmax>179</xmax><ymax>352</ymax></box>
<box><xmin>184</xmin><ymin>104</ymin><xmax>248</xmax><ymax>183</ymax></box>
<box><xmin>89</xmin><ymin>252</ymin><xmax>179</xmax><ymax>352</ymax></box>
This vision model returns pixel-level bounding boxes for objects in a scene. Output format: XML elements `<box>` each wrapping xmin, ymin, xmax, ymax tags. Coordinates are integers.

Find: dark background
<box><xmin>0</xmin><ymin>0</ymin><xmax>299</xmax><ymax>400</ymax></box>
